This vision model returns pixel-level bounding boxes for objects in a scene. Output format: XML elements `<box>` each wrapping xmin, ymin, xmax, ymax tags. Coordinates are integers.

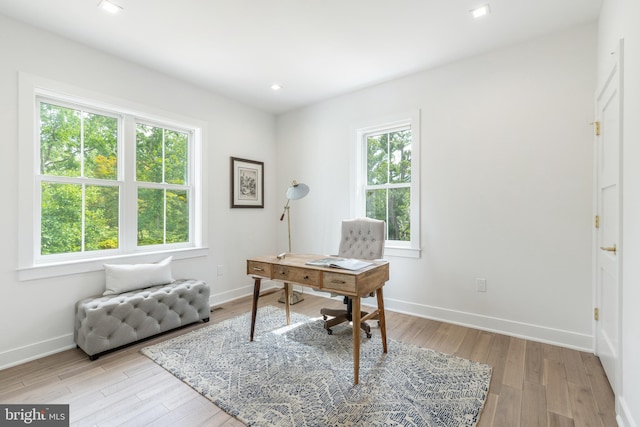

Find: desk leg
<box><xmin>284</xmin><ymin>282</ymin><xmax>291</xmax><ymax>325</ymax></box>
<box><xmin>376</xmin><ymin>286</ymin><xmax>388</xmax><ymax>353</ymax></box>
<box><xmin>250</xmin><ymin>277</ymin><xmax>261</xmax><ymax>341</ymax></box>
<box><xmin>353</xmin><ymin>296</ymin><xmax>361</xmax><ymax>385</ymax></box>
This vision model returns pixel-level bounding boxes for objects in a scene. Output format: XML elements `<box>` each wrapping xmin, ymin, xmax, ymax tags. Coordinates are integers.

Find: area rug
<box><xmin>141</xmin><ymin>306</ymin><xmax>492</xmax><ymax>426</ymax></box>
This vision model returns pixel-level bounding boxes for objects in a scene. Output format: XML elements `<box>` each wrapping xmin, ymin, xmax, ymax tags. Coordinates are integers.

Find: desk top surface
<box><xmin>247</xmin><ymin>253</ymin><xmax>388</xmax><ymax>275</ymax></box>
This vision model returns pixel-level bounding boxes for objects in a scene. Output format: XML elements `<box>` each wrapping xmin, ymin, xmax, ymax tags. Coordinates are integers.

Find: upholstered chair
<box><xmin>321</xmin><ymin>217</ymin><xmax>385</xmax><ymax>337</ymax></box>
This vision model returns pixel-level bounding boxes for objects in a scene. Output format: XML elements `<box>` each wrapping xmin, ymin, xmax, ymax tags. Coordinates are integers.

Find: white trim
<box><xmin>18</xmin><ymin>247</ymin><xmax>208</xmax><ymax>281</ymax></box>
<box><xmin>0</xmin><ymin>280</ymin><xmax>280</xmax><ymax>368</ymax></box>
<box><xmin>385</xmin><ymin>246</ymin><xmax>421</xmax><ymax>258</ymax></box>
<box><xmin>0</xmin><ymin>283</ymin><xmax>592</xmax><ymax>371</ymax></box>
<box><xmin>210</xmin><ymin>281</ymin><xmax>281</xmax><ymax>308</ymax></box>
<box><xmin>306</xmin><ymin>289</ymin><xmax>593</xmax><ymax>351</ymax></box>
<box><xmin>618</xmin><ymin>396</ymin><xmax>637</xmax><ymax>427</ymax></box>
<box><xmin>18</xmin><ymin>72</ymin><xmax>208</xmax><ymax>279</ymax></box>
<box><xmin>0</xmin><ymin>333</ymin><xmax>76</xmax><ymax>371</ymax></box>
<box><xmin>381</xmin><ymin>298</ymin><xmax>593</xmax><ymax>351</ymax></box>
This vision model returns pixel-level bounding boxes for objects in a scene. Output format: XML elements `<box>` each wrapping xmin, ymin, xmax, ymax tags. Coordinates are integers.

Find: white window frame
<box><xmin>18</xmin><ymin>73</ymin><xmax>208</xmax><ymax>280</ymax></box>
<box><xmin>353</xmin><ymin>110</ymin><xmax>421</xmax><ymax>258</ymax></box>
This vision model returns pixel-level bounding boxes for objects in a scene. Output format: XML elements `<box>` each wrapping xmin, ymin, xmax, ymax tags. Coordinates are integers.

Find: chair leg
<box><xmin>321</xmin><ymin>307</ymin><xmax>348</xmax><ymax>319</ymax></box>
<box><xmin>359</xmin><ymin>319</ymin><xmax>372</xmax><ymax>338</ymax></box>
<box><xmin>321</xmin><ymin>310</ymin><xmax>372</xmax><ymax>338</ymax></box>
<box><xmin>324</xmin><ymin>313</ymin><xmax>350</xmax><ymax>328</ymax></box>
<box><xmin>321</xmin><ymin>297</ymin><xmax>371</xmax><ymax>337</ymax></box>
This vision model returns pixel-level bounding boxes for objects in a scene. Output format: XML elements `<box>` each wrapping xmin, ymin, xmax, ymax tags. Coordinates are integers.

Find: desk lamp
<box><xmin>278</xmin><ymin>180</ymin><xmax>310</xmax><ymax>304</ymax></box>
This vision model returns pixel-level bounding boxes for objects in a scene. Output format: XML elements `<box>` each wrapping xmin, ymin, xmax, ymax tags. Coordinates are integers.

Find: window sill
<box><xmin>17</xmin><ymin>247</ymin><xmax>209</xmax><ymax>281</ymax></box>
<box><xmin>385</xmin><ymin>246</ymin><xmax>421</xmax><ymax>259</ymax></box>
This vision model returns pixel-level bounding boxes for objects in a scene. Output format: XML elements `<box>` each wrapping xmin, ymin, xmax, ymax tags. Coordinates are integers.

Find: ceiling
<box><xmin>0</xmin><ymin>0</ymin><xmax>602</xmax><ymax>114</ymax></box>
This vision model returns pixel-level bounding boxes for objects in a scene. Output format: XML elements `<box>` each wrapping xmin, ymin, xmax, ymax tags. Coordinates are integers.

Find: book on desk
<box><xmin>305</xmin><ymin>257</ymin><xmax>373</xmax><ymax>271</ymax></box>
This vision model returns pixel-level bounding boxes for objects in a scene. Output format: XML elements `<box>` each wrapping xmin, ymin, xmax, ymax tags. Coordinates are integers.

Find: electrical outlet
<box><xmin>217</xmin><ymin>265</ymin><xmax>224</xmax><ymax>276</ymax></box>
<box><xmin>476</xmin><ymin>278</ymin><xmax>487</xmax><ymax>292</ymax></box>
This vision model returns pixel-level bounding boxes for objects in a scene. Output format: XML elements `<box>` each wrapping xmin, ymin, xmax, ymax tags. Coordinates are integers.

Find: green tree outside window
<box><xmin>39</xmin><ymin>102</ymin><xmax>191</xmax><ymax>255</ymax></box>
<box><xmin>39</xmin><ymin>103</ymin><xmax>119</xmax><ymax>255</ymax></box>
<box><xmin>136</xmin><ymin>124</ymin><xmax>189</xmax><ymax>246</ymax></box>
<box><xmin>365</xmin><ymin>129</ymin><xmax>411</xmax><ymax>241</ymax></box>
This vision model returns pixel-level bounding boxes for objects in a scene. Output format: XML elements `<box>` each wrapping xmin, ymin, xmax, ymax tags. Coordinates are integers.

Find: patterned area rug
<box><xmin>141</xmin><ymin>306</ymin><xmax>492</xmax><ymax>426</ymax></box>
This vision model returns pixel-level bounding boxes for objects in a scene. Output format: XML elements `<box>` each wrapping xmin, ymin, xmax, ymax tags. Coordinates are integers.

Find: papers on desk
<box><xmin>305</xmin><ymin>257</ymin><xmax>373</xmax><ymax>271</ymax></box>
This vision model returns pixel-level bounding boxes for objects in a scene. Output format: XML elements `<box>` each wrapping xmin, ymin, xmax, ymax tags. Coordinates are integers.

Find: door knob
<box><xmin>600</xmin><ymin>244</ymin><xmax>617</xmax><ymax>254</ymax></box>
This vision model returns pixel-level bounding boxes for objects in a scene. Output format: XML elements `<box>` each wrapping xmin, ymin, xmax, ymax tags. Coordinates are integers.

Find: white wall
<box><xmin>0</xmin><ymin>14</ymin><xmax>278</xmax><ymax>368</ymax></box>
<box><xmin>598</xmin><ymin>1</ymin><xmax>640</xmax><ymax>426</ymax></box>
<box><xmin>276</xmin><ymin>24</ymin><xmax>597</xmax><ymax>350</ymax></box>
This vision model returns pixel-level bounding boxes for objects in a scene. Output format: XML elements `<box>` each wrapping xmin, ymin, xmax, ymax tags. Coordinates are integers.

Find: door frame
<box><xmin>592</xmin><ymin>38</ymin><xmax>624</xmax><ymax>398</ymax></box>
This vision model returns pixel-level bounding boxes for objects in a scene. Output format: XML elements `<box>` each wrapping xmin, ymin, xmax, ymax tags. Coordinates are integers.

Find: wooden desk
<box><xmin>246</xmin><ymin>253</ymin><xmax>390</xmax><ymax>385</ymax></box>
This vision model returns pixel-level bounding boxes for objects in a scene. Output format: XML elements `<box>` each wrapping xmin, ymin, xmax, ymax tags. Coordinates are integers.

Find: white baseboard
<box><xmin>0</xmin><ymin>334</ymin><xmax>76</xmax><ymax>370</ymax></box>
<box><xmin>0</xmin><ymin>284</ymin><xmax>592</xmax><ymax>371</ymax></box>
<box><xmin>618</xmin><ymin>396</ymin><xmax>637</xmax><ymax>427</ymax></box>
<box><xmin>0</xmin><ymin>282</ymin><xmax>285</xmax><ymax>370</ymax></box>
<box><xmin>210</xmin><ymin>281</ymin><xmax>282</xmax><ymax>307</ymax></box>
<box><xmin>305</xmin><ymin>289</ymin><xmax>593</xmax><ymax>352</ymax></box>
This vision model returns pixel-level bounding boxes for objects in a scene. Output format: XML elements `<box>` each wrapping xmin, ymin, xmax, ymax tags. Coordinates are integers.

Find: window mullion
<box><xmin>162</xmin><ymin>129</ymin><xmax>167</xmax><ymax>244</ymax></box>
<box><xmin>80</xmin><ymin>110</ymin><xmax>85</xmax><ymax>253</ymax></box>
<box><xmin>386</xmin><ymin>132</ymin><xmax>391</xmax><ymax>230</ymax></box>
<box><xmin>163</xmin><ymin>188</ymin><xmax>167</xmax><ymax>244</ymax></box>
<box><xmin>81</xmin><ymin>184</ymin><xmax>86</xmax><ymax>253</ymax></box>
<box><xmin>161</xmin><ymin>128</ymin><xmax>166</xmax><ymax>184</ymax></box>
<box><xmin>122</xmin><ymin>115</ymin><xmax>137</xmax><ymax>252</ymax></box>
<box><xmin>80</xmin><ymin>110</ymin><xmax>85</xmax><ymax>178</ymax></box>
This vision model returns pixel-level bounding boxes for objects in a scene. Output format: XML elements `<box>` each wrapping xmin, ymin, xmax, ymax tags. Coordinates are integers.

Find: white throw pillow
<box><xmin>103</xmin><ymin>256</ymin><xmax>174</xmax><ymax>295</ymax></box>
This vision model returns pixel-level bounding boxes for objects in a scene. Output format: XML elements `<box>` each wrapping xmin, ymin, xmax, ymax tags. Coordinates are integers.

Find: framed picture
<box><xmin>230</xmin><ymin>157</ymin><xmax>264</xmax><ymax>208</ymax></box>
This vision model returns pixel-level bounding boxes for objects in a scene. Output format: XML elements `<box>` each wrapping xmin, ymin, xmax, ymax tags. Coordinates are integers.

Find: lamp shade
<box><xmin>286</xmin><ymin>181</ymin><xmax>309</xmax><ymax>200</ymax></box>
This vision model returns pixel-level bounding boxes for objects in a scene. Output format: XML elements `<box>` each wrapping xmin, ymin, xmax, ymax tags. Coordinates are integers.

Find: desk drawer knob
<box><xmin>331</xmin><ymin>279</ymin><xmax>346</xmax><ymax>284</ymax></box>
<box><xmin>304</xmin><ymin>275</ymin><xmax>309</xmax><ymax>280</ymax></box>
<box><xmin>252</xmin><ymin>267</ymin><xmax>264</xmax><ymax>271</ymax></box>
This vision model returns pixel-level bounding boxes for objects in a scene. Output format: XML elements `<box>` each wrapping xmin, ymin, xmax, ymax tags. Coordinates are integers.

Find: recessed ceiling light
<box><xmin>271</xmin><ymin>84</ymin><xmax>282</xmax><ymax>91</ymax></box>
<box><xmin>470</xmin><ymin>4</ymin><xmax>490</xmax><ymax>19</ymax></box>
<box><xmin>98</xmin><ymin>0</ymin><xmax>123</xmax><ymax>14</ymax></box>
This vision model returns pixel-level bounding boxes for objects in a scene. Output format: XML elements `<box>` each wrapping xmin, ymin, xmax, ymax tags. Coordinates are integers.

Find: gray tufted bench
<box><xmin>75</xmin><ymin>279</ymin><xmax>210</xmax><ymax>360</ymax></box>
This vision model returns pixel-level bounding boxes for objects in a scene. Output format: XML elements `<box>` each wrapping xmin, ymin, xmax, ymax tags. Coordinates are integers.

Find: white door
<box><xmin>594</xmin><ymin>40</ymin><xmax>623</xmax><ymax>392</ymax></box>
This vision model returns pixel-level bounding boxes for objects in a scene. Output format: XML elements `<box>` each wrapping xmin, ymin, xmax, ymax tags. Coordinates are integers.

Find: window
<box><xmin>135</xmin><ymin>123</ymin><xmax>190</xmax><ymax>247</ymax></box>
<box><xmin>18</xmin><ymin>74</ymin><xmax>206</xmax><ymax>279</ymax></box>
<box><xmin>37</xmin><ymin>98</ymin><xmax>195</xmax><ymax>260</ymax></box>
<box><xmin>355</xmin><ymin>112</ymin><xmax>420</xmax><ymax>258</ymax></box>
<box><xmin>39</xmin><ymin>101</ymin><xmax>121</xmax><ymax>256</ymax></box>
<box><xmin>365</xmin><ymin>127</ymin><xmax>412</xmax><ymax>241</ymax></box>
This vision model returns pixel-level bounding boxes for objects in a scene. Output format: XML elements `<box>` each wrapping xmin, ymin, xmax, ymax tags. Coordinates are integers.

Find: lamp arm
<box><xmin>279</xmin><ymin>199</ymin><xmax>291</xmax><ymax>221</ymax></box>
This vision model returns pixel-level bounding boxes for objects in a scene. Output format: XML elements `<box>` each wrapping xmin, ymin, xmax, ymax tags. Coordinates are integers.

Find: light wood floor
<box><xmin>0</xmin><ymin>291</ymin><xmax>616</xmax><ymax>426</ymax></box>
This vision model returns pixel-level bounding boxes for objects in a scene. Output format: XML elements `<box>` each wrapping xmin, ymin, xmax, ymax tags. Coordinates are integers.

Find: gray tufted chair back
<box><xmin>338</xmin><ymin>217</ymin><xmax>385</xmax><ymax>260</ymax></box>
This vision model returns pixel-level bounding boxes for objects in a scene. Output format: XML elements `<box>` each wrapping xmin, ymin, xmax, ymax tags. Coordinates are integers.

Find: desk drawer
<box><xmin>323</xmin><ymin>272</ymin><xmax>356</xmax><ymax>293</ymax></box>
<box><xmin>274</xmin><ymin>266</ymin><xmax>321</xmax><ymax>287</ymax></box>
<box><xmin>247</xmin><ymin>260</ymin><xmax>272</xmax><ymax>277</ymax></box>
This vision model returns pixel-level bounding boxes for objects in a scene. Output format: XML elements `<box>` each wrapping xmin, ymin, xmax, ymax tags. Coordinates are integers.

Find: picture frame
<box><xmin>230</xmin><ymin>157</ymin><xmax>264</xmax><ymax>208</ymax></box>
